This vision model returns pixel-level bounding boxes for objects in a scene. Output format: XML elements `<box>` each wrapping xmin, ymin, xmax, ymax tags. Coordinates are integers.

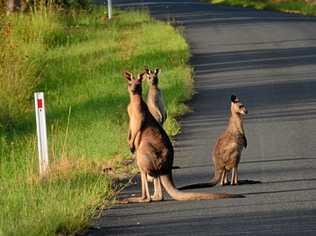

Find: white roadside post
<box><xmin>108</xmin><ymin>0</ymin><xmax>112</xmax><ymax>20</ymax></box>
<box><xmin>34</xmin><ymin>92</ymin><xmax>49</xmax><ymax>177</ymax></box>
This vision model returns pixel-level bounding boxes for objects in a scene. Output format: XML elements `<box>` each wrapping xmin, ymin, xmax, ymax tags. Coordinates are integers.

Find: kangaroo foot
<box><xmin>118</xmin><ymin>196</ymin><xmax>151</xmax><ymax>204</ymax></box>
<box><xmin>151</xmin><ymin>194</ymin><xmax>163</xmax><ymax>201</ymax></box>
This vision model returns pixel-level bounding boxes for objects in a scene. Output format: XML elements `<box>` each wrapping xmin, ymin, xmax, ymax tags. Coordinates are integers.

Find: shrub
<box><xmin>0</xmin><ymin>18</ymin><xmax>37</xmax><ymax>132</ymax></box>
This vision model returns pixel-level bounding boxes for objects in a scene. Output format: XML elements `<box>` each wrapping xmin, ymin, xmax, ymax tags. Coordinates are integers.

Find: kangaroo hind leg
<box><xmin>231</xmin><ymin>166</ymin><xmax>239</xmax><ymax>185</ymax></box>
<box><xmin>223</xmin><ymin>169</ymin><xmax>229</xmax><ymax>185</ymax></box>
<box><xmin>220</xmin><ymin>169</ymin><xmax>227</xmax><ymax>186</ymax></box>
<box><xmin>151</xmin><ymin>177</ymin><xmax>163</xmax><ymax>201</ymax></box>
<box><xmin>120</xmin><ymin>171</ymin><xmax>151</xmax><ymax>204</ymax></box>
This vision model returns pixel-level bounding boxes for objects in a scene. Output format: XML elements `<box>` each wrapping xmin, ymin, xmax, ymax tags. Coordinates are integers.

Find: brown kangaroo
<box><xmin>179</xmin><ymin>95</ymin><xmax>248</xmax><ymax>190</ymax></box>
<box><xmin>145</xmin><ymin>67</ymin><xmax>167</xmax><ymax>126</ymax></box>
<box><xmin>123</xmin><ymin>72</ymin><xmax>244</xmax><ymax>203</ymax></box>
<box><xmin>212</xmin><ymin>95</ymin><xmax>248</xmax><ymax>186</ymax></box>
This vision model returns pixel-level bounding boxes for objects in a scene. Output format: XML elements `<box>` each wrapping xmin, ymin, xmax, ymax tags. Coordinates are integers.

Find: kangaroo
<box><xmin>212</xmin><ymin>95</ymin><xmax>248</xmax><ymax>186</ymax></box>
<box><xmin>179</xmin><ymin>95</ymin><xmax>248</xmax><ymax>190</ymax></box>
<box><xmin>145</xmin><ymin>67</ymin><xmax>167</xmax><ymax>126</ymax></box>
<box><xmin>144</xmin><ymin>67</ymin><xmax>167</xmax><ymax>183</ymax></box>
<box><xmin>123</xmin><ymin>71</ymin><xmax>244</xmax><ymax>203</ymax></box>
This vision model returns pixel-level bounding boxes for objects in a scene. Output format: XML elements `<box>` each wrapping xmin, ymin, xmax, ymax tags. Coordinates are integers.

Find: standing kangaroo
<box><xmin>145</xmin><ymin>67</ymin><xmax>167</xmax><ymax>126</ymax></box>
<box><xmin>123</xmin><ymin>71</ymin><xmax>243</xmax><ymax>203</ymax></box>
<box><xmin>211</xmin><ymin>95</ymin><xmax>248</xmax><ymax>186</ymax></box>
<box><xmin>179</xmin><ymin>95</ymin><xmax>248</xmax><ymax>190</ymax></box>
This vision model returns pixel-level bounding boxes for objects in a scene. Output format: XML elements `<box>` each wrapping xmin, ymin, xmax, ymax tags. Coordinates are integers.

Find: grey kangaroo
<box><xmin>179</xmin><ymin>95</ymin><xmax>248</xmax><ymax>190</ymax></box>
<box><xmin>145</xmin><ymin>67</ymin><xmax>167</xmax><ymax>126</ymax></box>
<box><xmin>123</xmin><ymin>71</ymin><xmax>243</xmax><ymax>203</ymax></box>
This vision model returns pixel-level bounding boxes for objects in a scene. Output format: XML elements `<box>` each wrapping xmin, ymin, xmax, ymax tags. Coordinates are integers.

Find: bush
<box><xmin>0</xmin><ymin>10</ymin><xmax>70</xmax><ymax>133</ymax></box>
<box><xmin>0</xmin><ymin>17</ymin><xmax>37</xmax><ymax>132</ymax></box>
<box><xmin>0</xmin><ymin>8</ymin><xmax>192</xmax><ymax>236</ymax></box>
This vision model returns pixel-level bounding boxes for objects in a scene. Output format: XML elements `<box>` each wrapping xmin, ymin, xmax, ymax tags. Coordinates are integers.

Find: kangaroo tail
<box><xmin>177</xmin><ymin>182</ymin><xmax>216</xmax><ymax>190</ymax></box>
<box><xmin>160</xmin><ymin>174</ymin><xmax>243</xmax><ymax>201</ymax></box>
<box><xmin>178</xmin><ymin>169</ymin><xmax>222</xmax><ymax>190</ymax></box>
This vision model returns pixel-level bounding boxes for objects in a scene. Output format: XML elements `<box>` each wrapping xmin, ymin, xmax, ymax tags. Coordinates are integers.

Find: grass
<box><xmin>209</xmin><ymin>0</ymin><xmax>316</xmax><ymax>16</ymax></box>
<box><xmin>0</xmin><ymin>7</ymin><xmax>192</xmax><ymax>236</ymax></box>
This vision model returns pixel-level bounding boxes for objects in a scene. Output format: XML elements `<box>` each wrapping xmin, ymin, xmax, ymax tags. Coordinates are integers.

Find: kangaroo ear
<box><xmin>231</xmin><ymin>95</ymin><xmax>238</xmax><ymax>103</ymax></box>
<box><xmin>139</xmin><ymin>72</ymin><xmax>146</xmax><ymax>81</ymax></box>
<box><xmin>154</xmin><ymin>68</ymin><xmax>160</xmax><ymax>75</ymax></box>
<box><xmin>123</xmin><ymin>71</ymin><xmax>132</xmax><ymax>81</ymax></box>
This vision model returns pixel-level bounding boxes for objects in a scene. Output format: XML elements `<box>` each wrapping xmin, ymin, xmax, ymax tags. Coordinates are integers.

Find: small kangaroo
<box><xmin>145</xmin><ymin>67</ymin><xmax>167</xmax><ymax>126</ymax></box>
<box><xmin>212</xmin><ymin>95</ymin><xmax>248</xmax><ymax>186</ymax></box>
<box><xmin>123</xmin><ymin>71</ymin><xmax>243</xmax><ymax>203</ymax></box>
<box><xmin>179</xmin><ymin>95</ymin><xmax>248</xmax><ymax>190</ymax></box>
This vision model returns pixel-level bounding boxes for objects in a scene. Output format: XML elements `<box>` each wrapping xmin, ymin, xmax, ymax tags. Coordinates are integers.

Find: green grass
<box><xmin>0</xmin><ymin>7</ymin><xmax>192</xmax><ymax>236</ymax></box>
<box><xmin>209</xmin><ymin>0</ymin><xmax>316</xmax><ymax>16</ymax></box>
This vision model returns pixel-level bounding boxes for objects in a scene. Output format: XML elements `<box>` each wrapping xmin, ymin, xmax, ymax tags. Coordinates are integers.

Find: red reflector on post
<box><xmin>37</xmin><ymin>99</ymin><xmax>43</xmax><ymax>108</ymax></box>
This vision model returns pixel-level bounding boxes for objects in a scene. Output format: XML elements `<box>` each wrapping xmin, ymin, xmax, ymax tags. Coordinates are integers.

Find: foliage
<box><xmin>0</xmin><ymin>7</ymin><xmax>192</xmax><ymax>236</ymax></box>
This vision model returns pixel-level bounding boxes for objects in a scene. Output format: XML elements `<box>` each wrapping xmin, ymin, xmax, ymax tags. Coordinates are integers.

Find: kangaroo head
<box><xmin>123</xmin><ymin>71</ymin><xmax>146</xmax><ymax>95</ymax></box>
<box><xmin>144</xmin><ymin>67</ymin><xmax>160</xmax><ymax>86</ymax></box>
<box><xmin>230</xmin><ymin>95</ymin><xmax>248</xmax><ymax>116</ymax></box>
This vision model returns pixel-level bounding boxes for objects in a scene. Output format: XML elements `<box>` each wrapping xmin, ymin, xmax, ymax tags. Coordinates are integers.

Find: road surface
<box><xmin>83</xmin><ymin>1</ymin><xmax>316</xmax><ymax>235</ymax></box>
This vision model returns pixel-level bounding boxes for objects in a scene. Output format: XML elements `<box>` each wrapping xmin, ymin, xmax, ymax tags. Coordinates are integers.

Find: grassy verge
<box><xmin>0</xmin><ymin>7</ymin><xmax>192</xmax><ymax>236</ymax></box>
<box><xmin>209</xmin><ymin>0</ymin><xmax>316</xmax><ymax>16</ymax></box>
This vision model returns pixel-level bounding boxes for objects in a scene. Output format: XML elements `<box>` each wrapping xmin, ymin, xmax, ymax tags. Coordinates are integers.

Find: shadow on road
<box><xmin>83</xmin><ymin>207</ymin><xmax>316</xmax><ymax>236</ymax></box>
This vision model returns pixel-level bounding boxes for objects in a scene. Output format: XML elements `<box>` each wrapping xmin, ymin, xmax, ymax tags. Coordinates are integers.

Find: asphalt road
<box><xmin>83</xmin><ymin>1</ymin><xmax>316</xmax><ymax>235</ymax></box>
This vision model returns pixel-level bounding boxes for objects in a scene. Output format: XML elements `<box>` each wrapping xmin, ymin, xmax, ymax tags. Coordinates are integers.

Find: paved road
<box><xmin>83</xmin><ymin>1</ymin><xmax>316</xmax><ymax>235</ymax></box>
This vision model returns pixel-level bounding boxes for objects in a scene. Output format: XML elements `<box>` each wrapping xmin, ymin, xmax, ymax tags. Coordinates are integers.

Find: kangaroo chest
<box><xmin>148</xmin><ymin>88</ymin><xmax>161</xmax><ymax>105</ymax></box>
<box><xmin>128</xmin><ymin>104</ymin><xmax>144</xmax><ymax>136</ymax></box>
